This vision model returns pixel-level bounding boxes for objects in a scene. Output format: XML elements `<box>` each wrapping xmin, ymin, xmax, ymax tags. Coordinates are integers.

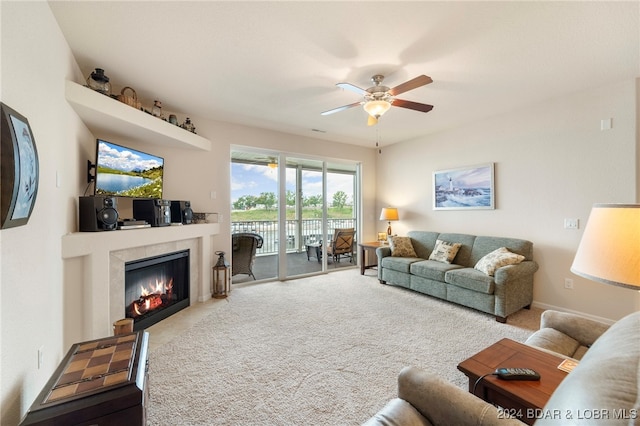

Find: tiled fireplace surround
<box><xmin>62</xmin><ymin>224</ymin><xmax>220</xmax><ymax>341</ymax></box>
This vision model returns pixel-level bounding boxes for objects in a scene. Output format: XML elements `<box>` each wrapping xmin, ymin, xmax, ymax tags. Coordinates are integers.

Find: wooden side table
<box><xmin>358</xmin><ymin>241</ymin><xmax>384</xmax><ymax>275</ymax></box>
<box><xmin>457</xmin><ymin>338</ymin><xmax>569</xmax><ymax>425</ymax></box>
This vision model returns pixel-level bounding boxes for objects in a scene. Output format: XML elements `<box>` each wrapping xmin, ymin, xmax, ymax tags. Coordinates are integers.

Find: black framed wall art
<box><xmin>1</xmin><ymin>102</ymin><xmax>39</xmax><ymax>229</ymax></box>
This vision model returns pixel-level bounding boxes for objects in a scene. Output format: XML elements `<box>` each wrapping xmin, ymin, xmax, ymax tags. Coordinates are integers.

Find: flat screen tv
<box><xmin>94</xmin><ymin>139</ymin><xmax>164</xmax><ymax>199</ymax></box>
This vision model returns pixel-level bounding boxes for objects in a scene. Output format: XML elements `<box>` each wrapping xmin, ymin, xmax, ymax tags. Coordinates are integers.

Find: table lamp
<box><xmin>380</xmin><ymin>207</ymin><xmax>399</xmax><ymax>236</ymax></box>
<box><xmin>570</xmin><ymin>204</ymin><xmax>640</xmax><ymax>290</ymax></box>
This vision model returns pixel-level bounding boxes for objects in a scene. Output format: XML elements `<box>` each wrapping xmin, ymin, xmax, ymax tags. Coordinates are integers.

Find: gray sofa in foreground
<box><xmin>364</xmin><ymin>310</ymin><xmax>640</xmax><ymax>426</ymax></box>
<box><xmin>376</xmin><ymin>231</ymin><xmax>539</xmax><ymax>322</ymax></box>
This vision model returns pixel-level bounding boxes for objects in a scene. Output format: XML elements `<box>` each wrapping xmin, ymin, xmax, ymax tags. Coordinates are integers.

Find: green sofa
<box><xmin>376</xmin><ymin>231</ymin><xmax>538</xmax><ymax>322</ymax></box>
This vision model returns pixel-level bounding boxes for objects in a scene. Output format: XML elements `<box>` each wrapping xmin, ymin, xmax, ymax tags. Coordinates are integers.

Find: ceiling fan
<box><xmin>321</xmin><ymin>74</ymin><xmax>434</xmax><ymax>126</ymax></box>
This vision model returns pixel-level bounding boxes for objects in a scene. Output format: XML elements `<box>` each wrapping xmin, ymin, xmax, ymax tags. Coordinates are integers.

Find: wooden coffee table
<box><xmin>457</xmin><ymin>338</ymin><xmax>569</xmax><ymax>425</ymax></box>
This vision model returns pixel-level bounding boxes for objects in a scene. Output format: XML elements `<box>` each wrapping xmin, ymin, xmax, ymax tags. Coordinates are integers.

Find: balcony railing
<box><xmin>231</xmin><ymin>218</ymin><xmax>356</xmax><ymax>255</ymax></box>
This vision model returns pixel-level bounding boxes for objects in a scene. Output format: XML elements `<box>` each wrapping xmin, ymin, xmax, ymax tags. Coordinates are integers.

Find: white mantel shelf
<box><xmin>62</xmin><ymin>223</ymin><xmax>219</xmax><ymax>258</ymax></box>
<box><xmin>65</xmin><ymin>80</ymin><xmax>211</xmax><ymax>151</ymax></box>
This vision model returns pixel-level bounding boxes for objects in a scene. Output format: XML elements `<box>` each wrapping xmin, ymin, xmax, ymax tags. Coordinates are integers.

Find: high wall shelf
<box><xmin>65</xmin><ymin>80</ymin><xmax>211</xmax><ymax>151</ymax></box>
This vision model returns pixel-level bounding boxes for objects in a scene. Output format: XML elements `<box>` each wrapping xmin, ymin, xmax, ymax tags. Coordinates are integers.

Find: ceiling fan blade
<box><xmin>392</xmin><ymin>99</ymin><xmax>434</xmax><ymax>113</ymax></box>
<box><xmin>367</xmin><ymin>115</ymin><xmax>378</xmax><ymax>126</ymax></box>
<box><xmin>336</xmin><ymin>82</ymin><xmax>367</xmax><ymax>95</ymax></box>
<box><xmin>321</xmin><ymin>101</ymin><xmax>363</xmax><ymax>115</ymax></box>
<box><xmin>389</xmin><ymin>75</ymin><xmax>433</xmax><ymax>96</ymax></box>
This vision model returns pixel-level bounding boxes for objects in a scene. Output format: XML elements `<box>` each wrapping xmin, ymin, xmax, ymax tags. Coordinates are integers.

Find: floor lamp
<box><xmin>570</xmin><ymin>204</ymin><xmax>640</xmax><ymax>290</ymax></box>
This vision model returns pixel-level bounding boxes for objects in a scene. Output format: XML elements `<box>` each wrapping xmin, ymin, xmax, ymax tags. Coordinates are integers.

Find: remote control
<box><xmin>495</xmin><ymin>368</ymin><xmax>540</xmax><ymax>381</ymax></box>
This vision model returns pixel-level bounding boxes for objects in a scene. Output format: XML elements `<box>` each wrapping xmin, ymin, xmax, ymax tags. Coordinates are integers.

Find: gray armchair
<box><xmin>365</xmin><ymin>311</ymin><xmax>640</xmax><ymax>426</ymax></box>
<box><xmin>364</xmin><ymin>366</ymin><xmax>523</xmax><ymax>426</ymax></box>
<box><xmin>231</xmin><ymin>232</ymin><xmax>263</xmax><ymax>280</ymax></box>
<box><xmin>524</xmin><ymin>310</ymin><xmax>610</xmax><ymax>360</ymax></box>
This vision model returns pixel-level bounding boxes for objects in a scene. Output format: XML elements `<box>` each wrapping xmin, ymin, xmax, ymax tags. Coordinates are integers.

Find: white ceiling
<box><xmin>48</xmin><ymin>1</ymin><xmax>639</xmax><ymax>148</ymax></box>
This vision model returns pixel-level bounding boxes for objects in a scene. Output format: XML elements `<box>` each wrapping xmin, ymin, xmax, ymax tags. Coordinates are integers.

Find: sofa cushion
<box><xmin>428</xmin><ymin>239</ymin><xmax>462</xmax><ymax>264</ymax></box>
<box><xmin>436</xmin><ymin>233</ymin><xmax>476</xmax><ymax>266</ymax></box>
<box><xmin>474</xmin><ymin>247</ymin><xmax>525</xmax><ymax>276</ymax></box>
<box><xmin>524</xmin><ymin>328</ymin><xmax>581</xmax><ymax>359</ymax></box>
<box><xmin>410</xmin><ymin>260</ymin><xmax>464</xmax><ymax>282</ymax></box>
<box><xmin>381</xmin><ymin>256</ymin><xmax>422</xmax><ymax>274</ymax></box>
<box><xmin>406</xmin><ymin>231</ymin><xmax>440</xmax><ymax>259</ymax></box>
<box><xmin>444</xmin><ymin>268</ymin><xmax>495</xmax><ymax>294</ymax></box>
<box><xmin>470</xmin><ymin>236</ymin><xmax>534</xmax><ymax>265</ymax></box>
<box><xmin>389</xmin><ymin>236</ymin><xmax>418</xmax><ymax>257</ymax></box>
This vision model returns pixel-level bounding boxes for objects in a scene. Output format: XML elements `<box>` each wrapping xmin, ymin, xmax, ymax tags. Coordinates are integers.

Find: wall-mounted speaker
<box><xmin>79</xmin><ymin>196</ymin><xmax>118</xmax><ymax>232</ymax></box>
<box><xmin>170</xmin><ymin>200</ymin><xmax>193</xmax><ymax>224</ymax></box>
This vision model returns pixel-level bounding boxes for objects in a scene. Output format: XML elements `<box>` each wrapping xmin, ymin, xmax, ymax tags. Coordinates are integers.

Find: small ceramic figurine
<box><xmin>151</xmin><ymin>100</ymin><xmax>162</xmax><ymax>118</ymax></box>
<box><xmin>182</xmin><ymin>117</ymin><xmax>196</xmax><ymax>133</ymax></box>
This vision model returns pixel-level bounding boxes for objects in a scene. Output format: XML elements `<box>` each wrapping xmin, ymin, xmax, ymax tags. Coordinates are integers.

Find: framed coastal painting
<box><xmin>433</xmin><ymin>163</ymin><xmax>494</xmax><ymax>210</ymax></box>
<box><xmin>1</xmin><ymin>103</ymin><xmax>39</xmax><ymax>229</ymax></box>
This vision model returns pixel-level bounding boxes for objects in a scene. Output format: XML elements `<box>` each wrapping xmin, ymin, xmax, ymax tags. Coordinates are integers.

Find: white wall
<box><xmin>1</xmin><ymin>2</ymin><xmax>87</xmax><ymax>424</ymax></box>
<box><xmin>377</xmin><ymin>79</ymin><xmax>639</xmax><ymax>322</ymax></box>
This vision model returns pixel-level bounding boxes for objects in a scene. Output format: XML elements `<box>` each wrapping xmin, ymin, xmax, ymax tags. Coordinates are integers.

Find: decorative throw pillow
<box><xmin>475</xmin><ymin>247</ymin><xmax>525</xmax><ymax>276</ymax></box>
<box><xmin>389</xmin><ymin>236</ymin><xmax>418</xmax><ymax>257</ymax></box>
<box><xmin>428</xmin><ymin>239</ymin><xmax>462</xmax><ymax>264</ymax></box>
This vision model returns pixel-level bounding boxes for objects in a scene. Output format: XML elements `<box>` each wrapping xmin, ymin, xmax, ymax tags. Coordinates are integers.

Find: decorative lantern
<box><xmin>212</xmin><ymin>251</ymin><xmax>230</xmax><ymax>299</ymax></box>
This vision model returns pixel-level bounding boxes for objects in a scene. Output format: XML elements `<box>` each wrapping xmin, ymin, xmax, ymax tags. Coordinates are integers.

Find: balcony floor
<box><xmin>232</xmin><ymin>251</ymin><xmax>356</xmax><ymax>284</ymax></box>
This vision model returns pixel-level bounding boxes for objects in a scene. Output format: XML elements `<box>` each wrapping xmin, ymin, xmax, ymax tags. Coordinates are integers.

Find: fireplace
<box><xmin>125</xmin><ymin>249</ymin><xmax>190</xmax><ymax>330</ymax></box>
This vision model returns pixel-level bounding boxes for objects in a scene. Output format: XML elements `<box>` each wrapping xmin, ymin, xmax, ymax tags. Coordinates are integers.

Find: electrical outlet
<box><xmin>564</xmin><ymin>278</ymin><xmax>574</xmax><ymax>289</ymax></box>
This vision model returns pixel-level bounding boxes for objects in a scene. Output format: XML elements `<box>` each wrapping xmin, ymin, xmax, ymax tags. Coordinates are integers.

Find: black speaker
<box><xmin>79</xmin><ymin>196</ymin><xmax>118</xmax><ymax>232</ymax></box>
<box><xmin>170</xmin><ymin>200</ymin><xmax>193</xmax><ymax>224</ymax></box>
<box><xmin>133</xmin><ymin>199</ymin><xmax>171</xmax><ymax>227</ymax></box>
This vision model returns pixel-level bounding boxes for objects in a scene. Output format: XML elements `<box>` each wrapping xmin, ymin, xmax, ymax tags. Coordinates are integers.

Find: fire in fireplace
<box><xmin>125</xmin><ymin>250</ymin><xmax>190</xmax><ymax>330</ymax></box>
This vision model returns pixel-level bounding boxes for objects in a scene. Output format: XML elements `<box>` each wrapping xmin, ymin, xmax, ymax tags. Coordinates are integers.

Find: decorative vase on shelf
<box><xmin>151</xmin><ymin>100</ymin><xmax>162</xmax><ymax>118</ymax></box>
<box><xmin>86</xmin><ymin>68</ymin><xmax>112</xmax><ymax>96</ymax></box>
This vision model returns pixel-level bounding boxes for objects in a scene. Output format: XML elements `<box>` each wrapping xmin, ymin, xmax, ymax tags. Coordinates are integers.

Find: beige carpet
<box><xmin>147</xmin><ymin>269</ymin><xmax>541</xmax><ymax>425</ymax></box>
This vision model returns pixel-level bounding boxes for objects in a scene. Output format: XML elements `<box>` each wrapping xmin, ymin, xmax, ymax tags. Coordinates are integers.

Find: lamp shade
<box><xmin>380</xmin><ymin>207</ymin><xmax>399</xmax><ymax>221</ymax></box>
<box><xmin>364</xmin><ymin>100</ymin><xmax>391</xmax><ymax>118</ymax></box>
<box><xmin>570</xmin><ymin>204</ymin><xmax>640</xmax><ymax>290</ymax></box>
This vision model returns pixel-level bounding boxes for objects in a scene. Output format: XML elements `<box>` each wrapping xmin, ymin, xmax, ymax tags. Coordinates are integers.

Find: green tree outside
<box><xmin>332</xmin><ymin>190</ymin><xmax>348</xmax><ymax>208</ymax></box>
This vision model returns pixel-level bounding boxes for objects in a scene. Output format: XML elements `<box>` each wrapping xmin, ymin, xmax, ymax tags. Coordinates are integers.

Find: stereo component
<box><xmin>133</xmin><ymin>199</ymin><xmax>171</xmax><ymax>227</ymax></box>
<box><xmin>79</xmin><ymin>196</ymin><xmax>118</xmax><ymax>232</ymax></box>
<box><xmin>170</xmin><ymin>200</ymin><xmax>193</xmax><ymax>224</ymax></box>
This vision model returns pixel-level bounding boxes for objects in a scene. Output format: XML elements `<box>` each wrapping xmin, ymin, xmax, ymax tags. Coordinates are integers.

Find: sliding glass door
<box><xmin>231</xmin><ymin>149</ymin><xmax>359</xmax><ymax>283</ymax></box>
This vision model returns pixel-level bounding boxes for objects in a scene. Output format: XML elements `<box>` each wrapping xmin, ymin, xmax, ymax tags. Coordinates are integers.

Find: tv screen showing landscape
<box><xmin>94</xmin><ymin>140</ymin><xmax>164</xmax><ymax>199</ymax></box>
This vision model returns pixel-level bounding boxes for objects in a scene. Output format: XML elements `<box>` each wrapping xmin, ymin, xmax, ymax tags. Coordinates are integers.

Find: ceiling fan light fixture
<box><xmin>363</xmin><ymin>100</ymin><xmax>391</xmax><ymax>118</ymax></box>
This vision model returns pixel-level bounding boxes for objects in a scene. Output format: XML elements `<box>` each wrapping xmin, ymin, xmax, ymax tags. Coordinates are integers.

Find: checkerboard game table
<box><xmin>19</xmin><ymin>331</ymin><xmax>149</xmax><ymax>425</ymax></box>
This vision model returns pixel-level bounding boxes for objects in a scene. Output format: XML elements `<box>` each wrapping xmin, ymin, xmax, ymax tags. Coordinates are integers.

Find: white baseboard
<box><xmin>530</xmin><ymin>301</ymin><xmax>617</xmax><ymax>325</ymax></box>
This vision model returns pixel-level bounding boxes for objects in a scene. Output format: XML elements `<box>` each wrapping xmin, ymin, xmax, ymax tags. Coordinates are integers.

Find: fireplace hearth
<box><xmin>125</xmin><ymin>249</ymin><xmax>190</xmax><ymax>330</ymax></box>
